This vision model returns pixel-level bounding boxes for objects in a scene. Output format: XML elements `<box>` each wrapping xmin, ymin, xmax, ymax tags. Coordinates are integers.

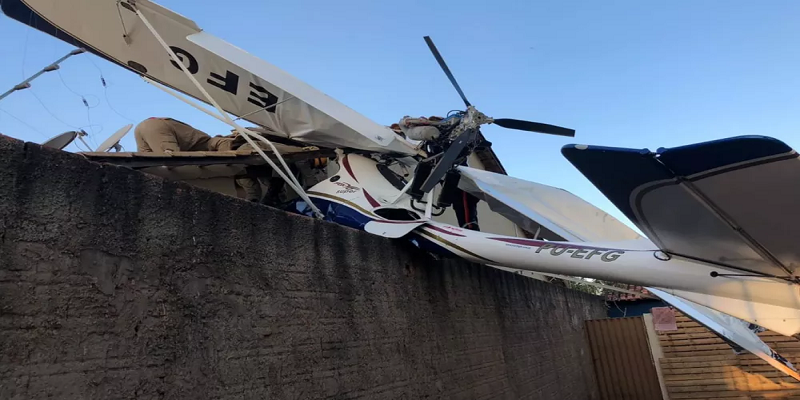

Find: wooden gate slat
<box><xmin>586</xmin><ymin>316</ymin><xmax>663</xmax><ymax>400</ymax></box>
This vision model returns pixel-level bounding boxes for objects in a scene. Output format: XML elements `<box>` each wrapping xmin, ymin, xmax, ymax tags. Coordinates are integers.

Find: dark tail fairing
<box><xmin>563</xmin><ymin>135</ymin><xmax>800</xmax><ymax>278</ymax></box>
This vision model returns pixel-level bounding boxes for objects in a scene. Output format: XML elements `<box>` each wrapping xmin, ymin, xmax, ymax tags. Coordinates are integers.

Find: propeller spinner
<box><xmin>416</xmin><ymin>36</ymin><xmax>576</xmax><ymax>194</ymax></box>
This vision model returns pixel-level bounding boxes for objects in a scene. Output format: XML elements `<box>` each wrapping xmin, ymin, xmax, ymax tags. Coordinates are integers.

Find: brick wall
<box><xmin>0</xmin><ymin>135</ymin><xmax>606</xmax><ymax>399</ymax></box>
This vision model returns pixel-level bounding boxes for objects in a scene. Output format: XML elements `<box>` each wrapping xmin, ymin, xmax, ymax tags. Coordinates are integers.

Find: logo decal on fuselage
<box><xmin>333</xmin><ymin>181</ymin><xmax>360</xmax><ymax>194</ymax></box>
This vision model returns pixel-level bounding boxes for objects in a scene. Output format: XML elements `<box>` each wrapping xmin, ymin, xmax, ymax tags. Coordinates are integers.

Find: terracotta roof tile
<box><xmin>605</xmin><ymin>285</ymin><xmax>654</xmax><ymax>301</ymax></box>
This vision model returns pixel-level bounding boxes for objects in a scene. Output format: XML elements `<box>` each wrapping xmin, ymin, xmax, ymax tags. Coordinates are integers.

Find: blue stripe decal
<box><xmin>289</xmin><ymin>197</ymin><xmax>458</xmax><ymax>258</ymax></box>
<box><xmin>407</xmin><ymin>233</ymin><xmax>460</xmax><ymax>259</ymax></box>
<box><xmin>290</xmin><ymin>197</ymin><xmax>374</xmax><ymax>230</ymax></box>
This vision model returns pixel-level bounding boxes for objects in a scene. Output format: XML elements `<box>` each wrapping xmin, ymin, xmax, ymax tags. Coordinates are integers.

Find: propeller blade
<box><xmin>419</xmin><ymin>129</ymin><xmax>478</xmax><ymax>193</ymax></box>
<box><xmin>492</xmin><ymin>118</ymin><xmax>575</xmax><ymax>137</ymax></box>
<box><xmin>423</xmin><ymin>36</ymin><xmax>471</xmax><ymax>107</ymax></box>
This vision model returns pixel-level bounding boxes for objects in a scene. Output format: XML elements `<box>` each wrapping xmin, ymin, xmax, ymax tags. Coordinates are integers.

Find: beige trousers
<box><xmin>134</xmin><ymin>117</ymin><xmax>261</xmax><ymax>201</ymax></box>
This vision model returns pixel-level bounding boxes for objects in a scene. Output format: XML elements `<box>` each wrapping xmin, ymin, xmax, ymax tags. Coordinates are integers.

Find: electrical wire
<box><xmin>56</xmin><ymin>68</ymin><xmax>100</xmax><ymax>108</ymax></box>
<box><xmin>100</xmin><ymin>76</ymin><xmax>134</xmax><ymax>123</ymax></box>
<box><xmin>12</xmin><ymin>14</ymin><xmax>115</xmax><ymax>150</ymax></box>
<box><xmin>71</xmin><ymin>48</ymin><xmax>133</xmax><ymax>123</ymax></box>
<box><xmin>27</xmin><ymin>88</ymin><xmax>104</xmax><ymax>149</ymax></box>
<box><xmin>20</xmin><ymin>10</ymin><xmax>33</xmax><ymax>79</ymax></box>
<box><xmin>0</xmin><ymin>107</ymin><xmax>48</xmax><ymax>139</ymax></box>
<box><xmin>56</xmin><ymin>69</ymin><xmax>103</xmax><ymax>146</ymax></box>
<box><xmin>27</xmin><ymin>89</ymin><xmax>81</xmax><ymax>130</ymax></box>
<box><xmin>85</xmin><ymin>108</ymin><xmax>99</xmax><ymax>148</ymax></box>
<box><xmin>74</xmin><ymin>134</ymin><xmax>93</xmax><ymax>152</ymax></box>
<box><xmin>84</xmin><ymin>52</ymin><xmax>104</xmax><ymax>75</ymax></box>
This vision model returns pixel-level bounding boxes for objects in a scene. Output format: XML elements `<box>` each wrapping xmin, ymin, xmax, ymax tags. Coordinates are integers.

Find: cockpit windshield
<box><xmin>376</xmin><ymin>163</ymin><xmax>408</xmax><ymax>191</ymax></box>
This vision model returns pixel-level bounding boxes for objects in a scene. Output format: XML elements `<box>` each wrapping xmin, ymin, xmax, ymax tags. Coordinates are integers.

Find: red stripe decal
<box><xmin>462</xmin><ymin>191</ymin><xmax>470</xmax><ymax>225</ymax></box>
<box><xmin>363</xmin><ymin>189</ymin><xmax>380</xmax><ymax>208</ymax></box>
<box><xmin>341</xmin><ymin>155</ymin><xmax>358</xmax><ymax>183</ymax></box>
<box><xmin>427</xmin><ymin>225</ymin><xmax>466</xmax><ymax>237</ymax></box>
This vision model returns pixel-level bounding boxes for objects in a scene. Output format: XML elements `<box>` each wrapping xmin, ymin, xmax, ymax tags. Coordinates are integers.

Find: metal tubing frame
<box><xmin>424</xmin><ymin>189</ymin><xmax>434</xmax><ymax>219</ymax></box>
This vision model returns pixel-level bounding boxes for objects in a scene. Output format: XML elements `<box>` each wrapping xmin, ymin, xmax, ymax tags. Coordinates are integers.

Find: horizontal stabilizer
<box><xmin>647</xmin><ymin>287</ymin><xmax>800</xmax><ymax>381</ymax></box>
<box><xmin>658</xmin><ymin>289</ymin><xmax>800</xmax><ymax>337</ymax></box>
<box><xmin>364</xmin><ymin>220</ymin><xmax>425</xmax><ymax>239</ymax></box>
<box><xmin>456</xmin><ymin>166</ymin><xmax>642</xmax><ymax>242</ymax></box>
<box><xmin>563</xmin><ymin>136</ymin><xmax>800</xmax><ymax>277</ymax></box>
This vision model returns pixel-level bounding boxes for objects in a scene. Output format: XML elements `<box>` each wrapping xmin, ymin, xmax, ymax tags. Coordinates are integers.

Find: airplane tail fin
<box><xmin>563</xmin><ymin>135</ymin><xmax>800</xmax><ymax>278</ymax></box>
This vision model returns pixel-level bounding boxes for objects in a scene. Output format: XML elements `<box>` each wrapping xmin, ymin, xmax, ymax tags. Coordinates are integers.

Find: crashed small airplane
<box><xmin>3</xmin><ymin>0</ymin><xmax>800</xmax><ymax>380</ymax></box>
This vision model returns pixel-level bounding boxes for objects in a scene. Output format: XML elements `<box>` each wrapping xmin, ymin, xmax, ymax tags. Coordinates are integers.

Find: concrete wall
<box><xmin>0</xmin><ymin>135</ymin><xmax>606</xmax><ymax>399</ymax></box>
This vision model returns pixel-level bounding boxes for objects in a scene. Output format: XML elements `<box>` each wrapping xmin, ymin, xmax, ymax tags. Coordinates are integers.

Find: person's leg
<box><xmin>262</xmin><ymin>163</ymin><xmax>300</xmax><ymax>206</ymax></box>
<box><xmin>218</xmin><ymin>140</ymin><xmax>263</xmax><ymax>202</ymax></box>
<box><xmin>133</xmin><ymin>124</ymin><xmax>152</xmax><ymax>152</ymax></box>
<box><xmin>207</xmin><ymin>136</ymin><xmax>236</xmax><ymax>151</ymax></box>
<box><xmin>165</xmin><ymin>118</ymin><xmax>211</xmax><ymax>151</ymax></box>
<box><xmin>134</xmin><ymin>118</ymin><xmax>179</xmax><ymax>153</ymax></box>
<box><xmin>236</xmin><ymin>176</ymin><xmax>263</xmax><ymax>202</ymax></box>
<box><xmin>262</xmin><ymin>175</ymin><xmax>286</xmax><ymax>206</ymax></box>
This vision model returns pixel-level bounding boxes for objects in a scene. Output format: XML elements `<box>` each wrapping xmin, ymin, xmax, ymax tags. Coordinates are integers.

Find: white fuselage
<box><xmin>304</xmin><ymin>153</ymin><xmax>800</xmax><ymax>310</ymax></box>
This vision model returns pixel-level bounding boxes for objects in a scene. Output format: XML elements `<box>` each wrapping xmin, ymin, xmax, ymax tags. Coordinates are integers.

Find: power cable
<box><xmin>0</xmin><ymin>107</ymin><xmax>48</xmax><ymax>139</ymax></box>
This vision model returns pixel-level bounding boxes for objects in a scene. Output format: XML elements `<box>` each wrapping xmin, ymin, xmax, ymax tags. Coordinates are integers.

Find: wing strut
<box><xmin>133</xmin><ymin>7</ymin><xmax>323</xmax><ymax>219</ymax></box>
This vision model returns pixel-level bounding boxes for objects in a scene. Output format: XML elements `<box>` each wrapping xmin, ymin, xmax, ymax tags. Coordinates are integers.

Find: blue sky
<box><xmin>1</xmin><ymin>0</ymin><xmax>799</xmax><ymax>227</ymax></box>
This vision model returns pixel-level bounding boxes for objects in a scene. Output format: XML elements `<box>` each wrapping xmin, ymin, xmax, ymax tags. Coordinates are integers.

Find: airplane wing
<box><xmin>562</xmin><ymin>135</ymin><xmax>800</xmax><ymax>278</ymax></box>
<box><xmin>1</xmin><ymin>0</ymin><xmax>419</xmax><ymax>156</ymax></box>
<box><xmin>456</xmin><ymin>166</ymin><xmax>644</xmax><ymax>242</ymax></box>
<box><xmin>657</xmin><ymin>288</ymin><xmax>800</xmax><ymax>337</ymax></box>
<box><xmin>646</xmin><ymin>287</ymin><xmax>800</xmax><ymax>381</ymax></box>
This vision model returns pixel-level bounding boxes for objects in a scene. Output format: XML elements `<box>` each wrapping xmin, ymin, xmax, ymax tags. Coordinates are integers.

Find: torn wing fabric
<box><xmin>456</xmin><ymin>166</ymin><xmax>642</xmax><ymax>242</ymax></box>
<box><xmin>1</xmin><ymin>0</ymin><xmax>418</xmax><ymax>156</ymax></box>
<box><xmin>563</xmin><ymin>135</ymin><xmax>800</xmax><ymax>277</ymax></box>
<box><xmin>647</xmin><ymin>287</ymin><xmax>800</xmax><ymax>382</ymax></box>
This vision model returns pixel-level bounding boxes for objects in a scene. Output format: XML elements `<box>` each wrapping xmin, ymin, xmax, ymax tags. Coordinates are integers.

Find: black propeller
<box><xmin>492</xmin><ymin>118</ymin><xmax>575</xmax><ymax>137</ymax></box>
<box><xmin>414</xmin><ymin>36</ymin><xmax>577</xmax><ymax>197</ymax></box>
<box><xmin>423</xmin><ymin>36</ymin><xmax>471</xmax><ymax>108</ymax></box>
<box><xmin>423</xmin><ymin>36</ymin><xmax>574</xmax><ymax>138</ymax></box>
<box><xmin>419</xmin><ymin>129</ymin><xmax>478</xmax><ymax>193</ymax></box>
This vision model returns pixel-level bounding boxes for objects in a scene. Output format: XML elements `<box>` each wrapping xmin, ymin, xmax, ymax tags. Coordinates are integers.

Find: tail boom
<box><xmin>414</xmin><ymin>222</ymin><xmax>800</xmax><ymax>310</ymax></box>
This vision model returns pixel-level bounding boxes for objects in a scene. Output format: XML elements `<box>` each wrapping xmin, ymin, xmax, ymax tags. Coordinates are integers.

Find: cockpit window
<box><xmin>376</xmin><ymin>163</ymin><xmax>408</xmax><ymax>191</ymax></box>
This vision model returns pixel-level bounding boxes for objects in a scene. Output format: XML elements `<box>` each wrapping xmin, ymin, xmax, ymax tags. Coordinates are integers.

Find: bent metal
<box><xmin>534</xmin><ymin>244</ymin><xmax>625</xmax><ymax>262</ymax></box>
